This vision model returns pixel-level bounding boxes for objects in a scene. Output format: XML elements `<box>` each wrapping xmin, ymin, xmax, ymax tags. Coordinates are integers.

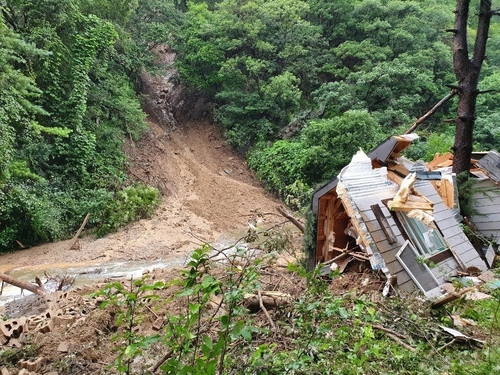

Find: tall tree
<box><xmin>452</xmin><ymin>0</ymin><xmax>498</xmax><ymax>175</ymax></box>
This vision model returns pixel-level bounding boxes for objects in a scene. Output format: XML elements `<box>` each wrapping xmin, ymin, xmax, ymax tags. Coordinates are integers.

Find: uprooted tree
<box><xmin>451</xmin><ymin>0</ymin><xmax>499</xmax><ymax>176</ymax></box>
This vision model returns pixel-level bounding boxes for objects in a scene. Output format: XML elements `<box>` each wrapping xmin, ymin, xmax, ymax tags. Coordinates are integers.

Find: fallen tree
<box><xmin>0</xmin><ymin>273</ymin><xmax>46</xmax><ymax>296</ymax></box>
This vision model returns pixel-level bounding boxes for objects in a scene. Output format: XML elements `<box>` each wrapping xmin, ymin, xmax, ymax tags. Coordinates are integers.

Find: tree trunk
<box><xmin>452</xmin><ymin>0</ymin><xmax>493</xmax><ymax>175</ymax></box>
<box><xmin>0</xmin><ymin>273</ymin><xmax>46</xmax><ymax>295</ymax></box>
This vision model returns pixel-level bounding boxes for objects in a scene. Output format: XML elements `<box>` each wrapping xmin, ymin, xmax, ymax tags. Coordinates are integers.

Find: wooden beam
<box><xmin>387</xmin><ymin>200</ymin><xmax>434</xmax><ymax>212</ymax></box>
<box><xmin>371</xmin><ymin>204</ymin><xmax>397</xmax><ymax>244</ymax></box>
<box><xmin>427</xmin><ymin>152</ymin><xmax>454</xmax><ymax>171</ymax></box>
<box><xmin>388</xmin><ymin>163</ymin><xmax>410</xmax><ymax>177</ymax></box>
<box><xmin>440</xmin><ymin>178</ymin><xmax>455</xmax><ymax>208</ymax></box>
<box><xmin>387</xmin><ymin>170</ymin><xmax>404</xmax><ymax>185</ymax></box>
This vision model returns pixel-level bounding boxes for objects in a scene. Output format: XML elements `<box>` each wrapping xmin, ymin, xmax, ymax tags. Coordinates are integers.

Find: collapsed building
<box><xmin>312</xmin><ymin>134</ymin><xmax>493</xmax><ymax>299</ymax></box>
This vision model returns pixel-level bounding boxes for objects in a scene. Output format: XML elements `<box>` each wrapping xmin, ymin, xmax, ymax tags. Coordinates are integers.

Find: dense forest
<box><xmin>1</xmin><ymin>0</ymin><xmax>499</xmax><ymax>252</ymax></box>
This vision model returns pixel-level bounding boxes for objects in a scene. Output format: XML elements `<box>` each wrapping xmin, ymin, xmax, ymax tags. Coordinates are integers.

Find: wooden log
<box><xmin>276</xmin><ymin>206</ymin><xmax>304</xmax><ymax>233</ymax></box>
<box><xmin>244</xmin><ymin>291</ymin><xmax>291</xmax><ymax>312</ymax></box>
<box><xmin>68</xmin><ymin>213</ymin><xmax>90</xmax><ymax>251</ymax></box>
<box><xmin>0</xmin><ymin>273</ymin><xmax>46</xmax><ymax>295</ymax></box>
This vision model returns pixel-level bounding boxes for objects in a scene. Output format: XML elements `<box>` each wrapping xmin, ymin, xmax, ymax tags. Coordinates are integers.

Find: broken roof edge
<box><xmin>476</xmin><ymin>151</ymin><xmax>500</xmax><ymax>184</ymax></box>
<box><xmin>312</xmin><ymin>133</ymin><xmax>420</xmax><ymax>215</ymax></box>
<box><xmin>336</xmin><ymin>180</ymin><xmax>390</xmax><ymax>276</ymax></box>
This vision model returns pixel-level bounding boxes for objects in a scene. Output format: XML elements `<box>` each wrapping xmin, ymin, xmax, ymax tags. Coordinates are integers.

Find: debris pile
<box><xmin>1</xmin><ymin>290</ymin><xmax>98</xmax><ymax>375</ymax></box>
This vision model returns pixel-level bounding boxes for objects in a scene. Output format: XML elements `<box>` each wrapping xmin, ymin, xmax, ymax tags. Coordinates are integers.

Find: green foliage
<box><xmin>0</xmin><ymin>344</ymin><xmax>41</xmax><ymax>366</ymax></box>
<box><xmin>0</xmin><ymin>0</ymin><xmax>173</xmax><ymax>251</ymax></box>
<box><xmin>92</xmin><ymin>277</ymin><xmax>164</xmax><ymax>374</ymax></box>
<box><xmin>175</xmin><ymin>0</ymin><xmax>476</xmax><ymax>200</ymax></box>
<box><xmin>94</xmin><ymin>184</ymin><xmax>160</xmax><ymax>237</ymax></box>
<box><xmin>433</xmin><ymin>283</ymin><xmax>500</xmax><ymax>375</ymax></box>
<box><xmin>249</xmin><ymin>110</ymin><xmax>384</xmax><ymax>203</ymax></box>
<box><xmin>301</xmin><ymin>207</ymin><xmax>318</xmax><ymax>271</ymax></box>
<box><xmin>404</xmin><ymin>130</ymin><xmax>455</xmax><ymax>162</ymax></box>
<box><xmin>248</xmin><ymin>140</ymin><xmax>308</xmax><ymax>198</ymax></box>
<box><xmin>94</xmin><ymin>240</ymin><xmax>272</xmax><ymax>374</ymax></box>
<box><xmin>176</xmin><ymin>0</ymin><xmax>322</xmax><ymax>149</ymax></box>
<box><xmin>92</xmin><ymin>232</ymin><xmax>500</xmax><ymax>375</ymax></box>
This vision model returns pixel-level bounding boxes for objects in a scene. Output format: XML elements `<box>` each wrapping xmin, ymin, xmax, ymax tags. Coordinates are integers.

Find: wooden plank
<box><xmin>432</xmin><ymin>287</ymin><xmax>474</xmax><ymax>308</ymax></box>
<box><xmin>371</xmin><ymin>204</ymin><xmax>397</xmax><ymax>244</ymax></box>
<box><xmin>387</xmin><ymin>200</ymin><xmax>434</xmax><ymax>212</ymax></box>
<box><xmin>449</xmin><ymin>248</ymin><xmax>467</xmax><ymax>271</ymax></box>
<box><xmin>389</xmin><ymin>163</ymin><xmax>410</xmax><ymax>177</ymax></box>
<box><xmin>440</xmin><ymin>178</ymin><xmax>455</xmax><ymax>208</ymax></box>
<box><xmin>470</xmin><ymin>195</ymin><xmax>500</xmax><ymax>208</ymax></box>
<box><xmin>471</xmin><ymin>222</ymin><xmax>500</xmax><ymax>231</ymax></box>
<box><xmin>468</xmin><ymin>213</ymin><xmax>500</xmax><ymax>223</ymax></box>
<box><xmin>470</xmin><ymin>204</ymin><xmax>500</xmax><ymax>214</ymax></box>
<box><xmin>477</xmin><ymin>151</ymin><xmax>500</xmax><ymax>182</ymax></box>
<box><xmin>427</xmin><ymin>152</ymin><xmax>454</xmax><ymax>171</ymax></box>
<box><xmin>387</xmin><ymin>170</ymin><xmax>404</xmax><ymax>185</ymax></box>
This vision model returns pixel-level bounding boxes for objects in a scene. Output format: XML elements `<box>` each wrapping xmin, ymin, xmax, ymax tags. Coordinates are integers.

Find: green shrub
<box><xmin>94</xmin><ymin>184</ymin><xmax>160</xmax><ymax>237</ymax></box>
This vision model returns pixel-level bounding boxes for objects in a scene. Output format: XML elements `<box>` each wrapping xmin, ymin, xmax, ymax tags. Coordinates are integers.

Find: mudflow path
<box><xmin>0</xmin><ymin>120</ymin><xmax>282</xmax><ymax>274</ymax></box>
<box><xmin>0</xmin><ymin>51</ymin><xmax>282</xmax><ymax>274</ymax></box>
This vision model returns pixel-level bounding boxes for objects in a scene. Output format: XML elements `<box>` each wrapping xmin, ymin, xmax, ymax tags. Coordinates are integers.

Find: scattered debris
<box><xmin>438</xmin><ymin>325</ymin><xmax>485</xmax><ymax>350</ymax></box>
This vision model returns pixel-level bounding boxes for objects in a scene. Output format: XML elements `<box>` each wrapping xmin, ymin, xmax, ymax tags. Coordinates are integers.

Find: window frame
<box><xmin>394</xmin><ymin>211</ymin><xmax>449</xmax><ymax>257</ymax></box>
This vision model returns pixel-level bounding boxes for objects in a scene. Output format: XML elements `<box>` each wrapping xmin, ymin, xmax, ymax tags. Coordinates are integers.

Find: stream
<box><xmin>0</xmin><ymin>228</ymin><xmax>258</xmax><ymax>308</ymax></box>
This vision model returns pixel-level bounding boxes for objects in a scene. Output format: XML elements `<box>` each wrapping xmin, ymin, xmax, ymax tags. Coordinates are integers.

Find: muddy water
<box><xmin>0</xmin><ymin>258</ymin><xmax>185</xmax><ymax>307</ymax></box>
<box><xmin>0</xmin><ymin>225</ymin><xmax>281</xmax><ymax>308</ymax></box>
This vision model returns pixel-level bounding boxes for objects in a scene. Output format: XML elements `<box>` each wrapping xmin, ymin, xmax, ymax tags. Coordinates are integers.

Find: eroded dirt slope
<box><xmin>0</xmin><ymin>48</ymin><xmax>282</xmax><ymax>272</ymax></box>
<box><xmin>0</xmin><ymin>119</ymin><xmax>282</xmax><ymax>271</ymax></box>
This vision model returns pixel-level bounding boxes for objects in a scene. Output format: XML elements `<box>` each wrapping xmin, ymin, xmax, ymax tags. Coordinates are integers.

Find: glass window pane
<box><xmin>397</xmin><ymin>212</ymin><xmax>447</xmax><ymax>255</ymax></box>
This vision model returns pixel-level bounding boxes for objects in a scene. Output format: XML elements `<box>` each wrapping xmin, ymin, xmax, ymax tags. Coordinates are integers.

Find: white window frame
<box><xmin>396</xmin><ymin>240</ymin><xmax>442</xmax><ymax>298</ymax></box>
<box><xmin>396</xmin><ymin>212</ymin><xmax>448</xmax><ymax>256</ymax></box>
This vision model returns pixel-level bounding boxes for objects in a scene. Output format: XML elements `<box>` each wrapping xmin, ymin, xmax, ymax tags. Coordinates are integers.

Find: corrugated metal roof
<box><xmin>340</xmin><ymin>167</ymin><xmax>394</xmax><ymax>200</ymax></box>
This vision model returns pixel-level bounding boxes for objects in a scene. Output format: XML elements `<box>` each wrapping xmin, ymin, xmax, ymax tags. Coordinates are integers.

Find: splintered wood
<box><xmin>388</xmin><ymin>172</ymin><xmax>434</xmax><ymax>212</ymax></box>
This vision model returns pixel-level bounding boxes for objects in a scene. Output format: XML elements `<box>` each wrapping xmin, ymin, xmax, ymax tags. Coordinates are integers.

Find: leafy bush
<box><xmin>249</xmin><ymin>110</ymin><xmax>384</xmax><ymax>206</ymax></box>
<box><xmin>94</xmin><ymin>184</ymin><xmax>160</xmax><ymax>237</ymax></box>
<box><xmin>404</xmin><ymin>131</ymin><xmax>455</xmax><ymax>162</ymax></box>
<box><xmin>95</xmin><ymin>242</ymin><xmax>500</xmax><ymax>375</ymax></box>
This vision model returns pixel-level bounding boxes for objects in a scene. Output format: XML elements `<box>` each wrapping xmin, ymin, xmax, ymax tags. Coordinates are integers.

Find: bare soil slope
<box><xmin>0</xmin><ymin>119</ymin><xmax>281</xmax><ymax>271</ymax></box>
<box><xmin>0</xmin><ymin>50</ymin><xmax>282</xmax><ymax>272</ymax></box>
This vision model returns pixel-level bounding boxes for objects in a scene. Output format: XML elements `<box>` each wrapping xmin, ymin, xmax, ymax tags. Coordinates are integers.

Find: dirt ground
<box><xmin>0</xmin><ymin>119</ymin><xmax>283</xmax><ymax>273</ymax></box>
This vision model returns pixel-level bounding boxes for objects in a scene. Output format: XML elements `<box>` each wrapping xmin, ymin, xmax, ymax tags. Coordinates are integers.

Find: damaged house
<box><xmin>312</xmin><ymin>134</ymin><xmax>488</xmax><ymax>298</ymax></box>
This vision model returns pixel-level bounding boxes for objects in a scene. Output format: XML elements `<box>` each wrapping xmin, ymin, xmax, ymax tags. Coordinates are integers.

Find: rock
<box><xmin>57</xmin><ymin>341</ymin><xmax>71</xmax><ymax>353</ymax></box>
<box><xmin>478</xmin><ymin>270</ymin><xmax>496</xmax><ymax>283</ymax></box>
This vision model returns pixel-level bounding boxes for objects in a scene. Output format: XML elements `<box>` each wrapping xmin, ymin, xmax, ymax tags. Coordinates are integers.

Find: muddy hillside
<box><xmin>0</xmin><ymin>48</ymin><xmax>284</xmax><ymax>274</ymax></box>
